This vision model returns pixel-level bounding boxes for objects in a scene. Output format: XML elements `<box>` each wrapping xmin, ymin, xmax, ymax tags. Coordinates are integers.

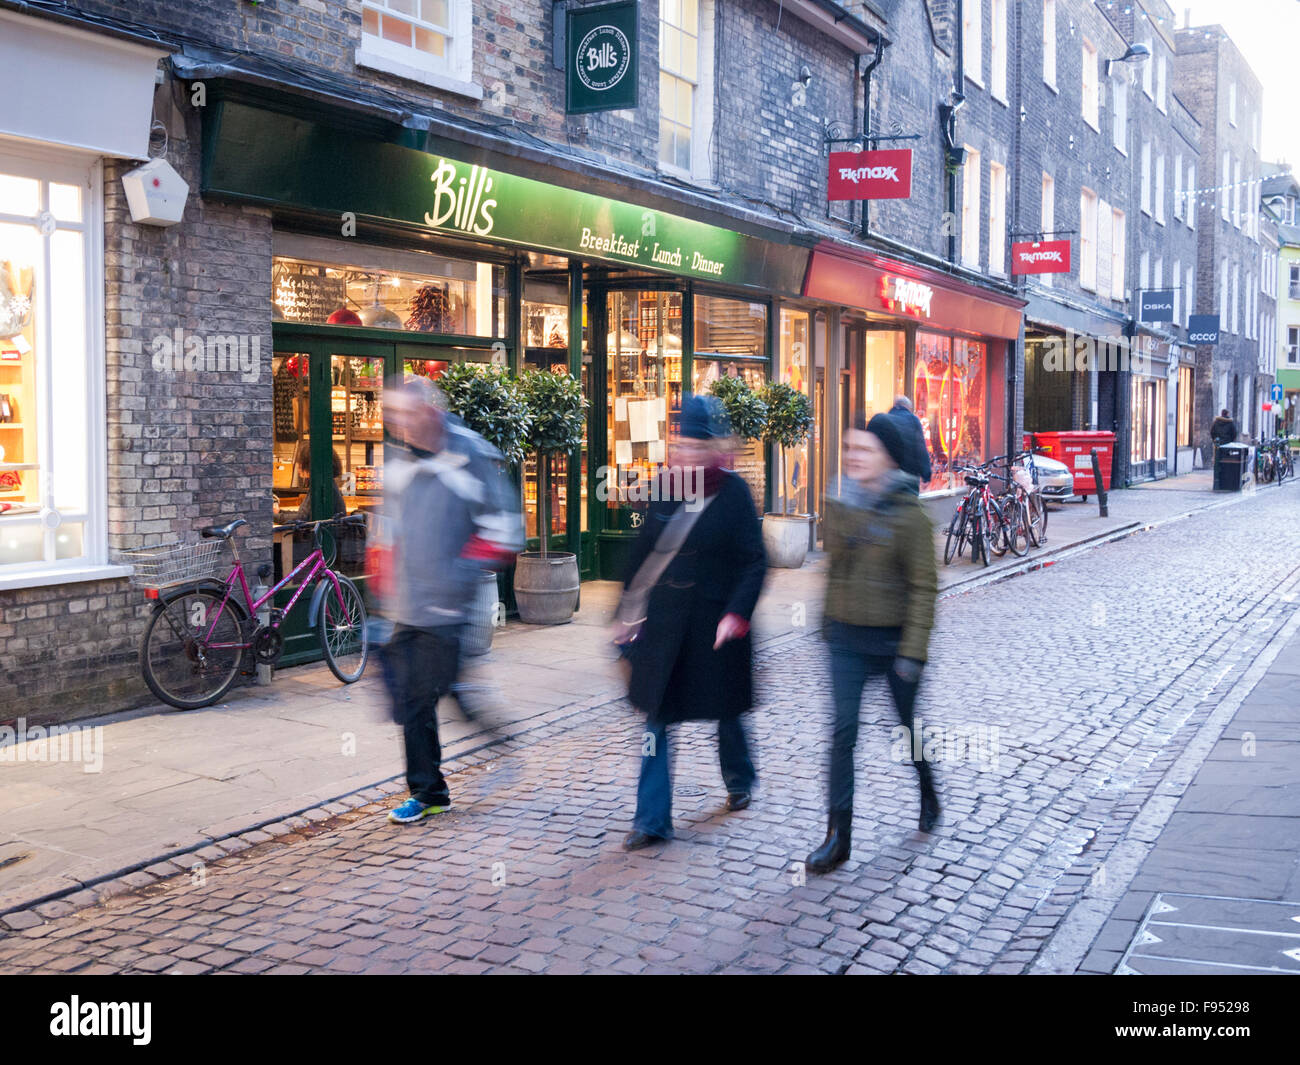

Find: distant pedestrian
<box><xmin>381</xmin><ymin>378</ymin><xmax>523</xmax><ymax>825</ymax></box>
<box><xmin>1210</xmin><ymin>409</ymin><xmax>1238</xmax><ymax>448</ymax></box>
<box><xmin>807</xmin><ymin>412</ymin><xmax>939</xmax><ymax>875</ymax></box>
<box><xmin>888</xmin><ymin>394</ymin><xmax>932</xmax><ymax>493</ymax></box>
<box><xmin>613</xmin><ymin>395</ymin><xmax>767</xmax><ymax>851</ymax></box>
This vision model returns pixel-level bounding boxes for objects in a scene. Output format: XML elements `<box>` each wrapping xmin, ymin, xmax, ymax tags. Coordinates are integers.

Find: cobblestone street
<box><xmin>2</xmin><ymin>483</ymin><xmax>1299</xmax><ymax>975</ymax></box>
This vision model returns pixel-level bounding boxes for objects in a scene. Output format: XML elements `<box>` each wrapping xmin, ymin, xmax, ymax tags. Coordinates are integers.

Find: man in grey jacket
<box><xmin>888</xmin><ymin>395</ymin><xmax>932</xmax><ymax>493</ymax></box>
<box><xmin>383</xmin><ymin>378</ymin><xmax>523</xmax><ymax>824</ymax></box>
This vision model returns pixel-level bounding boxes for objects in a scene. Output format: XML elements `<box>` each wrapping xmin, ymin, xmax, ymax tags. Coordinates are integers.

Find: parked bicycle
<box><xmin>945</xmin><ymin>460</ymin><xmax>1009</xmax><ymax>568</ymax></box>
<box><xmin>1254</xmin><ymin>437</ymin><xmax>1293</xmax><ymax>485</ymax></box>
<box><xmin>944</xmin><ymin>452</ymin><xmax>1047</xmax><ymax>567</ymax></box>
<box><xmin>124</xmin><ymin>515</ymin><xmax>369</xmax><ymax>710</ymax></box>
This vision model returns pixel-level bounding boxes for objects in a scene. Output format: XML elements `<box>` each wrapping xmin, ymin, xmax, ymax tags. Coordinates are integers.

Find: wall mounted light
<box><xmin>1105</xmin><ymin>41</ymin><xmax>1151</xmax><ymax>78</ymax></box>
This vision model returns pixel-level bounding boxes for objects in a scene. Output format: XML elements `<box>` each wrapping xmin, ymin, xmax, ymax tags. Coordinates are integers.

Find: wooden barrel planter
<box><xmin>512</xmin><ymin>552</ymin><xmax>580</xmax><ymax>625</ymax></box>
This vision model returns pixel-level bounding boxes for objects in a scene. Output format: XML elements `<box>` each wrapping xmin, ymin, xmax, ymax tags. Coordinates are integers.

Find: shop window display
<box><xmin>272</xmin><ymin>249</ymin><xmax>506</xmax><ymax>338</ymax></box>
<box><xmin>0</xmin><ymin>163</ymin><xmax>93</xmax><ymax>569</ymax></box>
<box><xmin>778</xmin><ymin>309</ymin><xmax>811</xmax><ymax>516</ymax></box>
<box><xmin>914</xmin><ymin>332</ymin><xmax>986</xmax><ymax>491</ymax></box>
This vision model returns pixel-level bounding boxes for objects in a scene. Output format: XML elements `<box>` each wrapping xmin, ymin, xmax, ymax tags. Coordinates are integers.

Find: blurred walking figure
<box><xmin>888</xmin><ymin>394</ymin><xmax>932</xmax><ymax>493</ymax></box>
<box><xmin>381</xmin><ymin>377</ymin><xmax>523</xmax><ymax>825</ymax></box>
<box><xmin>613</xmin><ymin>395</ymin><xmax>767</xmax><ymax>851</ymax></box>
<box><xmin>807</xmin><ymin>412</ymin><xmax>939</xmax><ymax>875</ymax></box>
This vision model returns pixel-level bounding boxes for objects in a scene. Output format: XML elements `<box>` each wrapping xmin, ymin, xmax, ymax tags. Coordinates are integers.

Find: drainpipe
<box><xmin>860</xmin><ymin>37</ymin><xmax>886</xmax><ymax>240</ymax></box>
<box><xmin>948</xmin><ymin>0</ymin><xmax>964</xmax><ymax>265</ymax></box>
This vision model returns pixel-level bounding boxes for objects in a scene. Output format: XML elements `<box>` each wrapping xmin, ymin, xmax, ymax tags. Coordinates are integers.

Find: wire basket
<box><xmin>119</xmin><ymin>539</ymin><xmax>227</xmax><ymax>590</ymax></box>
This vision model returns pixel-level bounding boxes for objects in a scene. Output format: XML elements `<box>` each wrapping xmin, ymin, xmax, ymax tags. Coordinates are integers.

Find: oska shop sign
<box><xmin>566</xmin><ymin>0</ymin><xmax>639</xmax><ymax>115</ymax></box>
<box><xmin>827</xmin><ymin>149</ymin><xmax>913</xmax><ymax>200</ymax></box>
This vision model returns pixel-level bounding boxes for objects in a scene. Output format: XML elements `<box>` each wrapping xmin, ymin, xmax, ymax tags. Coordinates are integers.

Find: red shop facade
<box><xmin>801</xmin><ymin>240</ymin><xmax>1025</xmax><ymax>505</ymax></box>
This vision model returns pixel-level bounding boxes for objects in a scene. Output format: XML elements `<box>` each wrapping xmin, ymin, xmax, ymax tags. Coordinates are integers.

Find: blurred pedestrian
<box><xmin>613</xmin><ymin>395</ymin><xmax>767</xmax><ymax>851</ymax></box>
<box><xmin>807</xmin><ymin>412</ymin><xmax>939</xmax><ymax>875</ymax></box>
<box><xmin>888</xmin><ymin>394</ymin><xmax>932</xmax><ymax>493</ymax></box>
<box><xmin>381</xmin><ymin>377</ymin><xmax>523</xmax><ymax>825</ymax></box>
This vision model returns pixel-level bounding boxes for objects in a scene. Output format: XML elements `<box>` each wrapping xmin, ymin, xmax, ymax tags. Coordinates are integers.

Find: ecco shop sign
<box><xmin>880</xmin><ymin>274</ymin><xmax>933</xmax><ymax>318</ymax></box>
<box><xmin>1011</xmin><ymin>239</ymin><xmax>1071</xmax><ymax>275</ymax></box>
<box><xmin>566</xmin><ymin>0</ymin><xmax>639</xmax><ymax>114</ymax></box>
<box><xmin>828</xmin><ymin>149</ymin><xmax>914</xmax><ymax>200</ymax></box>
<box><xmin>1188</xmin><ymin>314</ymin><xmax>1220</xmax><ymax>345</ymax></box>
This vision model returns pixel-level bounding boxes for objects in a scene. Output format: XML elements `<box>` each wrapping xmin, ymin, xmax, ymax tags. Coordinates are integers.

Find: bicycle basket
<box><xmin>1011</xmin><ymin>466</ymin><xmax>1036</xmax><ymax>491</ymax></box>
<box><xmin>119</xmin><ymin>539</ymin><xmax>227</xmax><ymax>590</ymax></box>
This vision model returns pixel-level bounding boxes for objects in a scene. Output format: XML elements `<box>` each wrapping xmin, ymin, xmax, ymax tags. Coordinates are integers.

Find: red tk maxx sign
<box><xmin>827</xmin><ymin>149</ymin><xmax>913</xmax><ymax>200</ymax></box>
<box><xmin>1010</xmin><ymin>239</ymin><xmax>1071</xmax><ymax>275</ymax></box>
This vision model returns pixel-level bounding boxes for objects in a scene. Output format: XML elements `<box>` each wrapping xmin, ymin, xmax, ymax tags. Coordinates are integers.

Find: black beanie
<box><xmin>866</xmin><ymin>412</ymin><xmax>907</xmax><ymax>469</ymax></box>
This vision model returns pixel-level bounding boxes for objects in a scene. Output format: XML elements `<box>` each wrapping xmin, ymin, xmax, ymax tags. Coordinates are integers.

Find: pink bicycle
<box><xmin>126</xmin><ymin>515</ymin><xmax>369</xmax><ymax>710</ymax></box>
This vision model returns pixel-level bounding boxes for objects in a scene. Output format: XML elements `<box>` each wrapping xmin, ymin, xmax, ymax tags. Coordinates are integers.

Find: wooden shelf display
<box><xmin>0</xmin><ymin>291</ymin><xmax>38</xmax><ymax>514</ymax></box>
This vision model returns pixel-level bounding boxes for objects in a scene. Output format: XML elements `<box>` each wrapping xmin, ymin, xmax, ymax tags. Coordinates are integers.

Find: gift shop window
<box><xmin>913</xmin><ymin>332</ymin><xmax>987</xmax><ymax>492</ymax></box>
<box><xmin>692</xmin><ymin>293</ymin><xmax>768</xmax><ymax>511</ymax></box>
<box><xmin>0</xmin><ymin>153</ymin><xmax>105</xmax><ymax>580</ymax></box>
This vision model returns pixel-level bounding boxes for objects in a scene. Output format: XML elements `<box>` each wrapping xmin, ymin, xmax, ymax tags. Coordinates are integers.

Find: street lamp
<box><xmin>1105</xmin><ymin>41</ymin><xmax>1151</xmax><ymax>78</ymax></box>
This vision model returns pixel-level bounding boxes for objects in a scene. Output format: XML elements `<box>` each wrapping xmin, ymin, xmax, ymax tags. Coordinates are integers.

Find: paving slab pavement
<box><xmin>0</xmin><ymin>473</ymin><xmax>1257</xmax><ymax>918</ymax></box>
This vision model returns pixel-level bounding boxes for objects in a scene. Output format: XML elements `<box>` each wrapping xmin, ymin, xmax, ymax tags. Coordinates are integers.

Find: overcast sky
<box><xmin>1182</xmin><ymin>0</ymin><xmax>1300</xmax><ymax>165</ymax></box>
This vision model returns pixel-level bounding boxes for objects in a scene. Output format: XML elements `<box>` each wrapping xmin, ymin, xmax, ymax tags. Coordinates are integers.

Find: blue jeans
<box><xmin>632</xmin><ymin>718</ymin><xmax>756</xmax><ymax>838</ymax></box>
<box><xmin>827</xmin><ymin>637</ymin><xmax>921</xmax><ymax>815</ymax></box>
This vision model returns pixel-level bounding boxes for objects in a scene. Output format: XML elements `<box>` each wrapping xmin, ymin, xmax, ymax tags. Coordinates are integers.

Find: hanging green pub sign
<box><xmin>566</xmin><ymin>0</ymin><xmax>639</xmax><ymax>115</ymax></box>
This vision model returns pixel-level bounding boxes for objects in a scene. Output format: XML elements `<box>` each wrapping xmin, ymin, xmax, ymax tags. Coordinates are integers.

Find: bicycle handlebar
<box><xmin>272</xmin><ymin>513</ymin><xmax>366</xmax><ymax>535</ymax></box>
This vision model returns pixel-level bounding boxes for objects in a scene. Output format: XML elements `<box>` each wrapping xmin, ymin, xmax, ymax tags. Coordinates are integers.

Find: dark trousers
<box><xmin>632</xmin><ymin>717</ymin><xmax>756</xmax><ymax>839</ymax></box>
<box><xmin>827</xmin><ymin>637</ymin><xmax>923</xmax><ymax>815</ymax></box>
<box><xmin>386</xmin><ymin>625</ymin><xmax>461</xmax><ymax>806</ymax></box>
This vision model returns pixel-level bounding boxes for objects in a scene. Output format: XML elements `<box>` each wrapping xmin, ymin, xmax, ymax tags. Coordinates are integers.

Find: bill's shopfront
<box><xmin>198</xmin><ymin>89</ymin><xmax>813</xmax><ymax>644</ymax></box>
<box><xmin>801</xmin><ymin>241</ymin><xmax>1023</xmax><ymax>510</ymax></box>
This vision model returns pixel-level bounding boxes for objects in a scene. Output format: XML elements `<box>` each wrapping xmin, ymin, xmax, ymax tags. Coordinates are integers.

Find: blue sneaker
<box><xmin>388</xmin><ymin>797</ymin><xmax>451</xmax><ymax>824</ymax></box>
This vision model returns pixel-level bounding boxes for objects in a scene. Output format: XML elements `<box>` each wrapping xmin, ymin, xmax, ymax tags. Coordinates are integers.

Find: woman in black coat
<box><xmin>613</xmin><ymin>395</ymin><xmax>767</xmax><ymax>851</ymax></box>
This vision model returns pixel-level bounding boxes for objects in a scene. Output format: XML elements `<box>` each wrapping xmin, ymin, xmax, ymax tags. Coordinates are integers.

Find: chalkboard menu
<box><xmin>273</xmin><ymin>269</ymin><xmax>347</xmax><ymax>323</ymax></box>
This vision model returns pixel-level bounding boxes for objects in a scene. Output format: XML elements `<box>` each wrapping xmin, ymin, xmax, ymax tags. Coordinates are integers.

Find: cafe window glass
<box><xmin>272</xmin><ymin>240</ymin><xmax>506</xmax><ymax>337</ymax></box>
<box><xmin>1177</xmin><ymin>365</ymin><xmax>1193</xmax><ymax>447</ymax></box>
<box><xmin>778</xmin><ymin>308</ymin><xmax>810</xmax><ymax>516</ymax></box>
<box><xmin>607</xmin><ymin>289</ymin><xmax>682</xmax><ymax>512</ymax></box>
<box><xmin>693</xmin><ymin>294</ymin><xmax>768</xmax><ymax>511</ymax></box>
<box><xmin>0</xmin><ymin>152</ymin><xmax>102</xmax><ymax>575</ymax></box>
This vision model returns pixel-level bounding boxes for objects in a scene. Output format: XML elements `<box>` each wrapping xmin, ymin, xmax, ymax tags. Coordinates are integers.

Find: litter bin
<box><xmin>1215</xmin><ymin>442</ymin><xmax>1250</xmax><ymax>492</ymax></box>
<box><xmin>1026</xmin><ymin>430</ymin><xmax>1116</xmax><ymax>499</ymax></box>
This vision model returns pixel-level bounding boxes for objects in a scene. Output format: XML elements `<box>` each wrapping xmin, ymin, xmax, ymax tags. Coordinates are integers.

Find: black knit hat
<box><xmin>865</xmin><ymin>412</ymin><xmax>907</xmax><ymax>469</ymax></box>
<box><xmin>679</xmin><ymin>394</ymin><xmax>731</xmax><ymax>439</ymax></box>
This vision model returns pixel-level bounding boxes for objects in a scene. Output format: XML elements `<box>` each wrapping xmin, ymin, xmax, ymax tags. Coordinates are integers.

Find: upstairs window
<box><xmin>359</xmin><ymin>0</ymin><xmax>474</xmax><ymax>93</ymax></box>
<box><xmin>1042</xmin><ymin>0</ymin><xmax>1057</xmax><ymax>88</ymax></box>
<box><xmin>964</xmin><ymin>0</ymin><xmax>983</xmax><ymax>84</ymax></box>
<box><xmin>660</xmin><ymin>0</ymin><xmax>715</xmax><ymax>181</ymax></box>
<box><xmin>1081</xmin><ymin>39</ymin><xmax>1099</xmax><ymax>129</ymax></box>
<box><xmin>990</xmin><ymin>0</ymin><xmax>1008</xmax><ymax>100</ymax></box>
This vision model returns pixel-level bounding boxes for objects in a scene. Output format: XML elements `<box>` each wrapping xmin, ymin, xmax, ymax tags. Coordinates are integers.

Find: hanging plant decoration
<box><xmin>407</xmin><ymin>284</ymin><xmax>453</xmax><ymax>333</ymax></box>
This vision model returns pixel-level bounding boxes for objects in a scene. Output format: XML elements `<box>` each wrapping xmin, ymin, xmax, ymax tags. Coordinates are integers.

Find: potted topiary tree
<box><xmin>436</xmin><ymin>362</ymin><xmax>530</xmax><ymax>652</ymax></box>
<box><xmin>514</xmin><ymin>368</ymin><xmax>587</xmax><ymax>624</ymax></box>
<box><xmin>708</xmin><ymin>375</ymin><xmax>768</xmax><ymax>443</ymax></box>
<box><xmin>757</xmin><ymin>381</ymin><xmax>814</xmax><ymax>568</ymax></box>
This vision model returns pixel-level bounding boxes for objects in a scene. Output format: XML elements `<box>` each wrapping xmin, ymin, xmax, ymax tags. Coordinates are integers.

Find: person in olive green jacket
<box><xmin>807</xmin><ymin>412</ymin><xmax>940</xmax><ymax>875</ymax></box>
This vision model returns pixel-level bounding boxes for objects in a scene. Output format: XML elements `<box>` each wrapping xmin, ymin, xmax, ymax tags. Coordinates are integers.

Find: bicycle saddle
<box><xmin>964</xmin><ymin>474</ymin><xmax>989</xmax><ymax>487</ymax></box>
<box><xmin>200</xmin><ymin>518</ymin><xmax>248</xmax><ymax>539</ymax></box>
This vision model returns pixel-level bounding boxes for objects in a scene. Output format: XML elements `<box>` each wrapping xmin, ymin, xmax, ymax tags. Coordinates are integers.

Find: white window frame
<box><xmin>1140</xmin><ymin>141</ymin><xmax>1151</xmax><ymax>215</ymax></box>
<box><xmin>1154</xmin><ymin>153</ymin><xmax>1165</xmax><ymax>225</ymax></box>
<box><xmin>1142</xmin><ymin>40</ymin><xmax>1154</xmax><ymax>98</ymax></box>
<box><xmin>988</xmin><ymin>161</ymin><xmax>1007</xmax><ymax>273</ymax></box>
<box><xmin>1155</xmin><ymin>256</ymin><xmax>1163</xmax><ymax>293</ymax></box>
<box><xmin>1228</xmin><ymin>80</ymin><xmax>1237</xmax><ymax>126</ymax></box>
<box><xmin>1140</xmin><ymin>251</ymin><xmax>1150</xmax><ymax>293</ymax></box>
<box><xmin>1112</xmin><ymin>73</ymin><xmax>1127</xmax><ymax>152</ymax></box>
<box><xmin>1080</xmin><ymin>187</ymin><xmax>1098</xmax><ymax>291</ymax></box>
<box><xmin>356</xmin><ymin>0</ymin><xmax>479</xmax><ymax>99</ymax></box>
<box><xmin>1221</xmin><ymin>259</ymin><xmax>1230</xmax><ymax>331</ymax></box>
<box><xmin>1234</xmin><ymin>160</ymin><xmax>1242</xmax><ymax>229</ymax></box>
<box><xmin>1081</xmin><ymin>39</ymin><xmax>1099</xmax><ymax>130</ymax></box>
<box><xmin>1289</xmin><ymin>326</ymin><xmax>1299</xmax><ymax>366</ymax></box>
<box><xmin>1173</xmin><ymin>259</ymin><xmax>1181</xmax><ymax>324</ymax></box>
<box><xmin>1156</xmin><ymin>54</ymin><xmax>1167</xmax><ymax>114</ymax></box>
<box><xmin>659</xmin><ymin>0</ymin><xmax>716</xmax><ymax>183</ymax></box>
<box><xmin>1187</xmin><ymin>163</ymin><xmax>1196</xmax><ymax>229</ymax></box>
<box><xmin>1186</xmin><ymin>264</ymin><xmax>1194</xmax><ymax>327</ymax></box>
<box><xmin>1042</xmin><ymin>0</ymin><xmax>1057</xmax><ymax>90</ymax></box>
<box><xmin>1222</xmin><ymin>151</ymin><xmax>1231</xmax><ymax>222</ymax></box>
<box><xmin>964</xmin><ymin>0</ymin><xmax>983</xmax><ymax>86</ymax></box>
<box><xmin>962</xmin><ymin>146</ymin><xmax>982</xmax><ymax>268</ymax></box>
<box><xmin>1111</xmin><ymin>208</ymin><xmax>1125</xmax><ymax>301</ymax></box>
<box><xmin>1232</xmin><ymin>263</ymin><xmax>1240</xmax><ymax>334</ymax></box>
<box><xmin>0</xmin><ymin>144</ymin><xmax>118</xmax><ymax>591</ymax></box>
<box><xmin>1173</xmin><ymin>153</ymin><xmax>1183</xmax><ymax>220</ymax></box>
<box><xmin>990</xmin><ymin>0</ymin><xmax>1008</xmax><ymax>101</ymax></box>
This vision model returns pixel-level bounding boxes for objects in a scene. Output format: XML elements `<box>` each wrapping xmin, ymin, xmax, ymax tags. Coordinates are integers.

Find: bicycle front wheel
<box><xmin>320</xmin><ymin>574</ymin><xmax>369</xmax><ymax>683</ymax></box>
<box><xmin>1006</xmin><ymin>499</ymin><xmax>1029</xmax><ymax>557</ymax></box>
<box><xmin>944</xmin><ymin>507</ymin><xmax>967</xmax><ymax>565</ymax></box>
<box><xmin>141</xmin><ymin>588</ymin><xmax>246</xmax><ymax>710</ymax></box>
<box><xmin>987</xmin><ymin>498</ymin><xmax>1009</xmax><ymax>558</ymax></box>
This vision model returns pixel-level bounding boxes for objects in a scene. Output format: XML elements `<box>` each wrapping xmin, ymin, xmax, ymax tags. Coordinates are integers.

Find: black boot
<box><xmin>917</xmin><ymin>762</ymin><xmax>941</xmax><ymax>833</ymax></box>
<box><xmin>806</xmin><ymin>809</ymin><xmax>852</xmax><ymax>874</ymax></box>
